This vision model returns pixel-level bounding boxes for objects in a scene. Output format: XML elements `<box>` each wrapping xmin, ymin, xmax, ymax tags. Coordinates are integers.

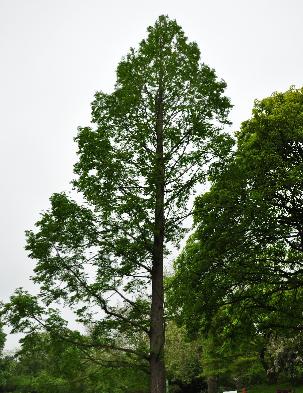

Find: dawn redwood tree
<box><xmin>3</xmin><ymin>16</ymin><xmax>232</xmax><ymax>393</ymax></box>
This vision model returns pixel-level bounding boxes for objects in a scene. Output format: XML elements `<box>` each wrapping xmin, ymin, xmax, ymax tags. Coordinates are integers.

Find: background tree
<box><xmin>169</xmin><ymin>86</ymin><xmax>303</xmax><ymax>335</ymax></box>
<box><xmin>199</xmin><ymin>310</ymin><xmax>267</xmax><ymax>391</ymax></box>
<box><xmin>3</xmin><ymin>15</ymin><xmax>232</xmax><ymax>393</ymax></box>
<box><xmin>0</xmin><ymin>325</ymin><xmax>5</xmax><ymax>356</ymax></box>
<box><xmin>168</xmin><ymin>86</ymin><xmax>303</xmax><ymax>392</ymax></box>
<box><xmin>0</xmin><ymin>330</ymin><xmax>149</xmax><ymax>393</ymax></box>
<box><xmin>0</xmin><ymin>324</ymin><xmax>8</xmax><ymax>389</ymax></box>
<box><xmin>165</xmin><ymin>321</ymin><xmax>204</xmax><ymax>393</ymax></box>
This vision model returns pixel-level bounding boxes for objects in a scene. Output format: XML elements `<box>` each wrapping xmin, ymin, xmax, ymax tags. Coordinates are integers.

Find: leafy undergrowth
<box><xmin>245</xmin><ymin>384</ymin><xmax>303</xmax><ymax>393</ymax></box>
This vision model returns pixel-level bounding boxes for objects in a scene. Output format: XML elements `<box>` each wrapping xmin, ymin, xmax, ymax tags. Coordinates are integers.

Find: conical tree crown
<box><xmin>75</xmin><ymin>15</ymin><xmax>232</xmax><ymax>242</ymax></box>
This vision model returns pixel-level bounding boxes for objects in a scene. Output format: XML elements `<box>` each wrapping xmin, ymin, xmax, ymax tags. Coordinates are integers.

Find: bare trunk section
<box><xmin>150</xmin><ymin>85</ymin><xmax>166</xmax><ymax>393</ymax></box>
<box><xmin>207</xmin><ymin>376</ymin><xmax>218</xmax><ymax>393</ymax></box>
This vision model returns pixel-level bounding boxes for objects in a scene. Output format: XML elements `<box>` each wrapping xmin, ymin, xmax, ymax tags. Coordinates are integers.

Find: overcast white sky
<box><xmin>1</xmin><ymin>0</ymin><xmax>303</xmax><ymax>349</ymax></box>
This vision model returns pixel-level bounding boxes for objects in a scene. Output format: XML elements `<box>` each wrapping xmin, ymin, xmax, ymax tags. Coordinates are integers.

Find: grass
<box><xmin>245</xmin><ymin>384</ymin><xmax>303</xmax><ymax>393</ymax></box>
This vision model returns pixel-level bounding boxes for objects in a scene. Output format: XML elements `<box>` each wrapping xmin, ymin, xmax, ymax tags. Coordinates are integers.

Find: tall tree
<box><xmin>3</xmin><ymin>16</ymin><xmax>232</xmax><ymax>393</ymax></box>
<box><xmin>169</xmin><ymin>87</ymin><xmax>303</xmax><ymax>341</ymax></box>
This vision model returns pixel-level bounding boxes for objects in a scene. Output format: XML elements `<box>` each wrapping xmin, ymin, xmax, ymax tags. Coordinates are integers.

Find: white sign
<box><xmin>223</xmin><ymin>391</ymin><xmax>237</xmax><ymax>393</ymax></box>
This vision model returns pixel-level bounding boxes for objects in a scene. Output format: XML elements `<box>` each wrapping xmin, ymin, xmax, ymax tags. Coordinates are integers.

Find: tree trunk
<box><xmin>207</xmin><ymin>376</ymin><xmax>218</xmax><ymax>393</ymax></box>
<box><xmin>267</xmin><ymin>370</ymin><xmax>278</xmax><ymax>385</ymax></box>
<box><xmin>150</xmin><ymin>85</ymin><xmax>165</xmax><ymax>393</ymax></box>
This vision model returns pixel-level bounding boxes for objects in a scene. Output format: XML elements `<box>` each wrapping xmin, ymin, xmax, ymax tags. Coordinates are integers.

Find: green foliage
<box><xmin>247</xmin><ymin>384</ymin><xmax>303</xmax><ymax>393</ymax></box>
<box><xmin>1</xmin><ymin>331</ymin><xmax>149</xmax><ymax>393</ymax></box>
<box><xmin>165</xmin><ymin>322</ymin><xmax>202</xmax><ymax>385</ymax></box>
<box><xmin>0</xmin><ymin>324</ymin><xmax>5</xmax><ymax>354</ymax></box>
<box><xmin>261</xmin><ymin>333</ymin><xmax>303</xmax><ymax>384</ymax></box>
<box><xmin>0</xmin><ymin>324</ymin><xmax>7</xmax><ymax>386</ymax></box>
<box><xmin>169</xmin><ymin>86</ymin><xmax>303</xmax><ymax>338</ymax></box>
<box><xmin>199</xmin><ymin>326</ymin><xmax>265</xmax><ymax>387</ymax></box>
<box><xmin>167</xmin><ymin>87</ymin><xmax>303</xmax><ymax>391</ymax></box>
<box><xmin>3</xmin><ymin>17</ymin><xmax>232</xmax><ymax>388</ymax></box>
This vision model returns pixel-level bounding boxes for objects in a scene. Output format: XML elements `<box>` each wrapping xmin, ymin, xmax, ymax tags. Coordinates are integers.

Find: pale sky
<box><xmin>1</xmin><ymin>0</ymin><xmax>303</xmax><ymax>349</ymax></box>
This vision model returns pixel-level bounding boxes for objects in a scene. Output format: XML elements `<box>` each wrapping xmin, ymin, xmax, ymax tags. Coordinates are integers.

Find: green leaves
<box><xmin>3</xmin><ymin>18</ymin><xmax>233</xmax><ymax>388</ymax></box>
<box><xmin>165</xmin><ymin>322</ymin><xmax>201</xmax><ymax>385</ymax></box>
<box><xmin>169</xmin><ymin>86</ymin><xmax>303</xmax><ymax>340</ymax></box>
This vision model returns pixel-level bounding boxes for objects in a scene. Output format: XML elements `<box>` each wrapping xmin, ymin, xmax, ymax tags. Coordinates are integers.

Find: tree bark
<box><xmin>150</xmin><ymin>85</ymin><xmax>166</xmax><ymax>393</ymax></box>
<box><xmin>207</xmin><ymin>376</ymin><xmax>218</xmax><ymax>393</ymax></box>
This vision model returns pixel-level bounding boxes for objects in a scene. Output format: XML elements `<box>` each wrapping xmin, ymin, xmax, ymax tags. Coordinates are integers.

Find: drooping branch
<box><xmin>52</xmin><ymin>248</ymin><xmax>150</xmax><ymax>334</ymax></box>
